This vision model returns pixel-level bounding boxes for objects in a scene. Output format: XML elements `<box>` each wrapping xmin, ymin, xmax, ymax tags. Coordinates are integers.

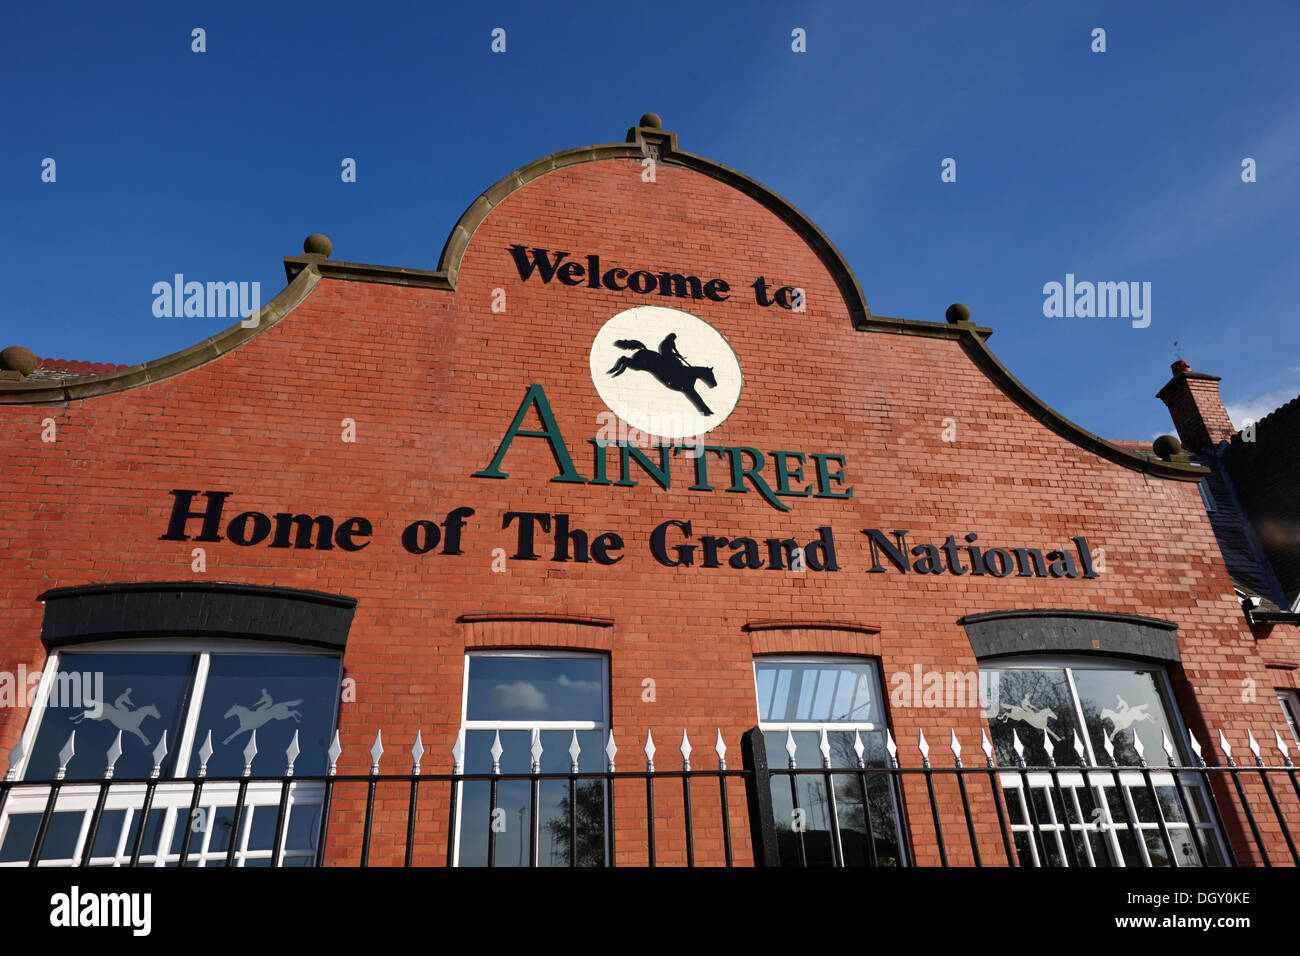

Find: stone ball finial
<box><xmin>0</xmin><ymin>346</ymin><xmax>38</xmax><ymax>376</ymax></box>
<box><xmin>946</xmin><ymin>303</ymin><xmax>971</xmax><ymax>324</ymax></box>
<box><xmin>1153</xmin><ymin>435</ymin><xmax>1183</xmax><ymax>460</ymax></box>
<box><xmin>304</xmin><ymin>234</ymin><xmax>333</xmax><ymax>257</ymax></box>
<box><xmin>639</xmin><ymin>112</ymin><xmax>662</xmax><ymax>129</ymax></box>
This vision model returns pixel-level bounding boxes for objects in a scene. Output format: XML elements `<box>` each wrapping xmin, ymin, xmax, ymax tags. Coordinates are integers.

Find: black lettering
<box><xmin>507</xmin><ymin>245</ymin><xmax>568</xmax><ymax>283</ymax></box>
<box><xmin>650</xmin><ymin>519</ymin><xmax>694</xmax><ymax>567</ymax></box>
<box><xmin>658</xmin><ymin>273</ymin><xmax>703</xmax><ymax>299</ymax></box>
<box><xmin>161</xmin><ymin>489</ymin><xmax>229</xmax><ymax>542</ymax></box>
<box><xmin>441</xmin><ymin>507</ymin><xmax>475</xmax><ymax>555</ymax></box>
<box><xmin>984</xmin><ymin>547</ymin><xmax>1013</xmax><ymax>577</ymax></box>
<box><xmin>701</xmin><ymin>535</ymin><xmax>728</xmax><ymax>568</ymax></box>
<box><xmin>552</xmin><ymin>513</ymin><xmax>589</xmax><ymax>562</ymax></box>
<box><xmin>335</xmin><ymin>517</ymin><xmax>372</xmax><ymax>551</ymax></box>
<box><xmin>863</xmin><ymin>529</ymin><xmax>910</xmax><ymax>573</ymax></box>
<box><xmin>271</xmin><ymin>513</ymin><xmax>335</xmax><ymax>549</ymax></box>
<box><xmin>941</xmin><ymin>535</ymin><xmax>967</xmax><ymax>575</ymax></box>
<box><xmin>402</xmin><ymin>520</ymin><xmax>441</xmax><ymax>554</ymax></box>
<box><xmin>557</xmin><ymin>261</ymin><xmax>585</xmax><ymax>285</ymax></box>
<box><xmin>504</xmin><ymin>511</ymin><xmax>550</xmax><ymax>560</ymax></box>
<box><xmin>591</xmin><ymin>532</ymin><xmax>624</xmax><ymax>565</ymax></box>
<box><xmin>228</xmin><ymin>511</ymin><xmax>272</xmax><ymax>547</ymax></box>
<box><xmin>729</xmin><ymin>537</ymin><xmax>762</xmax><ymax>569</ymax></box>
<box><xmin>1012</xmin><ymin>547</ymin><xmax>1047</xmax><ymax>577</ymax></box>
<box><xmin>628</xmin><ymin>270</ymin><xmax>656</xmax><ymax>294</ymax></box>
<box><xmin>806</xmin><ymin>527</ymin><xmax>839</xmax><ymax>571</ymax></box>
<box><xmin>703</xmin><ymin>278</ymin><xmax>730</xmax><ymax>301</ymax></box>
<box><xmin>765</xmin><ymin>538</ymin><xmax>798</xmax><ymax>570</ymax></box>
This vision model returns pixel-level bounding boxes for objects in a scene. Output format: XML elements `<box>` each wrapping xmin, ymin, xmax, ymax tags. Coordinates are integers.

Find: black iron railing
<box><xmin>1</xmin><ymin>725</ymin><xmax>1296</xmax><ymax>867</ymax></box>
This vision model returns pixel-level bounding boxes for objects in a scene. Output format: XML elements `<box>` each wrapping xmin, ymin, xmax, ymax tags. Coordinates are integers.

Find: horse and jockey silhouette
<box><xmin>996</xmin><ymin>695</ymin><xmax>1062</xmax><ymax>742</ymax></box>
<box><xmin>69</xmin><ymin>687</ymin><xmax>303</xmax><ymax>748</ymax></box>
<box><xmin>1099</xmin><ymin>695</ymin><xmax>1154</xmax><ymax>736</ymax></box>
<box><xmin>606</xmin><ymin>333</ymin><xmax>718</xmax><ymax>416</ymax></box>
<box><xmin>70</xmin><ymin>688</ymin><xmax>160</xmax><ymax>746</ymax></box>
<box><xmin>222</xmin><ymin>689</ymin><xmax>303</xmax><ymax>745</ymax></box>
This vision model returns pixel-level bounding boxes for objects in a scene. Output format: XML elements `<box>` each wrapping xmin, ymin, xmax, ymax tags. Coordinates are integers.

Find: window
<box><xmin>753</xmin><ymin>656</ymin><xmax>906</xmax><ymax>866</ymax></box>
<box><xmin>455</xmin><ymin>651</ymin><xmax>609</xmax><ymax>867</ymax></box>
<box><xmin>1197</xmin><ymin>480</ymin><xmax>1216</xmax><ymax>513</ymax></box>
<box><xmin>0</xmin><ymin>642</ymin><xmax>342</xmax><ymax>867</ymax></box>
<box><xmin>979</xmin><ymin>657</ymin><xmax>1228</xmax><ymax>867</ymax></box>
<box><xmin>1278</xmin><ymin>689</ymin><xmax>1300</xmax><ymax>746</ymax></box>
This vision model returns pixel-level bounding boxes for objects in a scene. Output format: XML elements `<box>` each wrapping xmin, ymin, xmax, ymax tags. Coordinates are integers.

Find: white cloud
<box><xmin>1225</xmin><ymin>384</ymin><xmax>1299</xmax><ymax>428</ymax></box>
<box><xmin>491</xmin><ymin>681</ymin><xmax>549</xmax><ymax>713</ymax></box>
<box><xmin>556</xmin><ymin>674</ymin><xmax>600</xmax><ymax>694</ymax></box>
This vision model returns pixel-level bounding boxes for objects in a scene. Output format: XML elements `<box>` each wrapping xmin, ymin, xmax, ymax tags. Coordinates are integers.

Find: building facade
<box><xmin>1</xmin><ymin>115</ymin><xmax>1296</xmax><ymax>868</ymax></box>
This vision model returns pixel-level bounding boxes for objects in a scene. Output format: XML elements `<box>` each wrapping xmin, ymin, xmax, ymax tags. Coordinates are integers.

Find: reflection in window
<box><xmin>753</xmin><ymin>657</ymin><xmax>906</xmax><ymax>867</ymax></box>
<box><xmin>979</xmin><ymin>658</ymin><xmax>1228</xmax><ymax>868</ymax></box>
<box><xmin>1</xmin><ymin>648</ymin><xmax>341</xmax><ymax>867</ymax></box>
<box><xmin>456</xmin><ymin>653</ymin><xmax>609</xmax><ymax>867</ymax></box>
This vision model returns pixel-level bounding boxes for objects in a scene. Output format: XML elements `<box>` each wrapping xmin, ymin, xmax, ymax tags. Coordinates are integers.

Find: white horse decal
<box><xmin>1099</xmin><ymin>695</ymin><xmax>1154</xmax><ymax>736</ymax></box>
<box><xmin>70</xmin><ymin>688</ymin><xmax>160</xmax><ymax>746</ymax></box>
<box><xmin>996</xmin><ymin>695</ymin><xmax>1062</xmax><ymax>742</ymax></box>
<box><xmin>222</xmin><ymin>689</ymin><xmax>303</xmax><ymax>745</ymax></box>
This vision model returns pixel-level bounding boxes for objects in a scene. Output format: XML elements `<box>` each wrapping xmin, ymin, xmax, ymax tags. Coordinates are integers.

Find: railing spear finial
<box><xmin>530</xmin><ymin>728</ymin><xmax>543</xmax><ymax>774</ymax></box>
<box><xmin>56</xmin><ymin>731</ymin><xmax>76</xmax><ymax>781</ymax></box>
<box><xmin>4</xmin><ymin>736</ymin><xmax>26</xmax><ymax>782</ymax></box>
<box><xmin>242</xmin><ymin>730</ymin><xmax>258</xmax><ymax>777</ymax></box>
<box><xmin>489</xmin><ymin>731</ymin><xmax>503</xmax><ymax>775</ymax></box>
<box><xmin>327</xmin><ymin>730</ymin><xmax>343</xmax><ymax>776</ymax></box>
<box><xmin>569</xmin><ymin>731</ymin><xmax>582</xmax><ymax>773</ymax></box>
<box><xmin>198</xmin><ymin>730</ymin><xmax>215</xmax><ymax>778</ymax></box>
<box><xmin>104</xmin><ymin>731</ymin><xmax>124</xmax><ymax>780</ymax></box>
<box><xmin>286</xmin><ymin>730</ymin><xmax>301</xmax><ymax>777</ymax></box>
<box><xmin>410</xmin><ymin>730</ymin><xmax>424</xmax><ymax>776</ymax></box>
<box><xmin>450</xmin><ymin>728</ymin><xmax>464</xmax><ymax>775</ymax></box>
<box><xmin>150</xmin><ymin>731</ymin><xmax>169</xmax><ymax>779</ymax></box>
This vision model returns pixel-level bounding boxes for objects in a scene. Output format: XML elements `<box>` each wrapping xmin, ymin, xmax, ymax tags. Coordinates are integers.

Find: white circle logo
<box><xmin>589</xmin><ymin>305</ymin><xmax>743</xmax><ymax>440</ymax></box>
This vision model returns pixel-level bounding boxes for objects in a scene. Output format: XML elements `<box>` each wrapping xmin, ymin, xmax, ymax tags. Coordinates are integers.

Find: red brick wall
<box><xmin>1</xmin><ymin>155</ymin><xmax>1295</xmax><ymax>865</ymax></box>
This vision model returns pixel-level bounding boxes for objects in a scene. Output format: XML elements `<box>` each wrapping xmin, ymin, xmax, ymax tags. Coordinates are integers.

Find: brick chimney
<box><xmin>1156</xmin><ymin>360</ymin><xmax>1237</xmax><ymax>451</ymax></box>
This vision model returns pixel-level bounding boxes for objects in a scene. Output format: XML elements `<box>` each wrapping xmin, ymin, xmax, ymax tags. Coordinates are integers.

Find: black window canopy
<box><xmin>37</xmin><ymin>581</ymin><xmax>357</xmax><ymax>651</ymax></box>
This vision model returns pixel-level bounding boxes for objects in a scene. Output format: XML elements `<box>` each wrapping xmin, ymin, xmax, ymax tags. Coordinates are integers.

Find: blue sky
<box><xmin>3</xmin><ymin>0</ymin><xmax>1297</xmax><ymax>443</ymax></box>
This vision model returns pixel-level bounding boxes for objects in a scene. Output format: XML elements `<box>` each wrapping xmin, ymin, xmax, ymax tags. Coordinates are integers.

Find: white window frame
<box><xmin>453</xmin><ymin>649</ymin><xmax>611</xmax><ymax>867</ymax></box>
<box><xmin>981</xmin><ymin>655</ymin><xmax>1228</xmax><ymax>868</ymax></box>
<box><xmin>752</xmin><ymin>655</ymin><xmax>906</xmax><ymax>864</ymax></box>
<box><xmin>1</xmin><ymin>639</ymin><xmax>341</xmax><ymax>867</ymax></box>
<box><xmin>752</xmin><ymin>655</ymin><xmax>885</xmax><ymax>735</ymax></box>
<box><xmin>1277</xmin><ymin>689</ymin><xmax>1300</xmax><ymax>746</ymax></box>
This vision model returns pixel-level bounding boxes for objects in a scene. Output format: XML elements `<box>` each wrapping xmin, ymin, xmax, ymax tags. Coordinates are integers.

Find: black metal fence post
<box><xmin>740</xmin><ymin>727</ymin><xmax>779</xmax><ymax>867</ymax></box>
